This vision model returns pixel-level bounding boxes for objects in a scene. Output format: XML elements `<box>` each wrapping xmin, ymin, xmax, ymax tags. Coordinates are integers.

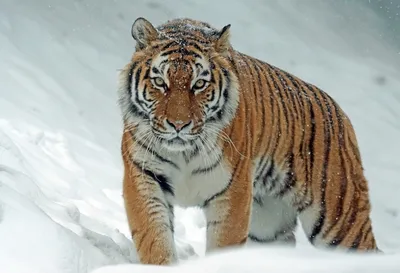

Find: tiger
<box><xmin>117</xmin><ymin>17</ymin><xmax>380</xmax><ymax>265</ymax></box>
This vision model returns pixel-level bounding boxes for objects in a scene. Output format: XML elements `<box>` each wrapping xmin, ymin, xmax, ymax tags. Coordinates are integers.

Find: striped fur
<box><xmin>118</xmin><ymin>17</ymin><xmax>379</xmax><ymax>265</ymax></box>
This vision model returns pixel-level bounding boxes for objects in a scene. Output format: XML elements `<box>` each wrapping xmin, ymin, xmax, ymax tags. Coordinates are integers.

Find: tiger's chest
<box><xmin>157</xmin><ymin>152</ymin><xmax>231</xmax><ymax>208</ymax></box>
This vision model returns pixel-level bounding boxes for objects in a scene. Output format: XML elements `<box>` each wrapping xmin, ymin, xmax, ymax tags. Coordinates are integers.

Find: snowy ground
<box><xmin>0</xmin><ymin>0</ymin><xmax>399</xmax><ymax>272</ymax></box>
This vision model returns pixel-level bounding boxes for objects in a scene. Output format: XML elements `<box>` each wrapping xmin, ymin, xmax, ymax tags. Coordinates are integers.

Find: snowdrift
<box><xmin>92</xmin><ymin>247</ymin><xmax>400</xmax><ymax>273</ymax></box>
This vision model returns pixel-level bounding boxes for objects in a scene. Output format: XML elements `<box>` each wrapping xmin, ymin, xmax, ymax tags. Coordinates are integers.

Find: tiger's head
<box><xmin>118</xmin><ymin>17</ymin><xmax>239</xmax><ymax>153</ymax></box>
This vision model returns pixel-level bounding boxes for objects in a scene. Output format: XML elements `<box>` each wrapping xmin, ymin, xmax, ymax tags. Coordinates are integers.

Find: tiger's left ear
<box><xmin>214</xmin><ymin>24</ymin><xmax>232</xmax><ymax>56</ymax></box>
<box><xmin>131</xmin><ymin>17</ymin><xmax>158</xmax><ymax>50</ymax></box>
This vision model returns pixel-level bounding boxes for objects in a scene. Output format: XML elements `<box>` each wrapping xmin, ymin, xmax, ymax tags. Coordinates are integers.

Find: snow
<box><xmin>0</xmin><ymin>0</ymin><xmax>399</xmax><ymax>273</ymax></box>
<box><xmin>92</xmin><ymin>247</ymin><xmax>400</xmax><ymax>273</ymax></box>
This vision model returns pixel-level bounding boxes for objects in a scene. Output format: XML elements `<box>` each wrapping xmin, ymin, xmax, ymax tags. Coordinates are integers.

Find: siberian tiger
<box><xmin>118</xmin><ymin>17</ymin><xmax>380</xmax><ymax>265</ymax></box>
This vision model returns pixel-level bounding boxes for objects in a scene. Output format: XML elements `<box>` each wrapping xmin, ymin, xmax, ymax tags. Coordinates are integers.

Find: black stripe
<box><xmin>324</xmin><ymin>98</ymin><xmax>348</xmax><ymax>236</ymax></box>
<box><xmin>208</xmin><ymin>90</ymin><xmax>215</xmax><ymax>102</ymax></box>
<box><xmin>266</xmin><ymin>162</ymin><xmax>280</xmax><ymax>191</ymax></box>
<box><xmin>127</xmin><ymin>103</ymin><xmax>148</xmax><ymax>119</ymax></box>
<box><xmin>305</xmin><ymin>84</ymin><xmax>331</xmax><ymax>244</ymax></box>
<box><xmin>207</xmin><ymin>220</ymin><xmax>222</xmax><ymax>228</ymax></box>
<box><xmin>258</xmin><ymin>61</ymin><xmax>281</xmax><ymax>158</ymax></box>
<box><xmin>130</xmin><ymin>67</ymin><xmax>150</xmax><ymax>117</ymax></box>
<box><xmin>248</xmin><ymin>225</ymin><xmax>295</xmax><ymax>243</ymax></box>
<box><xmin>209</xmin><ymin>65</ymin><xmax>216</xmax><ymax>83</ymax></box>
<box><xmin>152</xmin><ymin>67</ymin><xmax>161</xmax><ymax>75</ymax></box>
<box><xmin>201</xmin><ymin>177</ymin><xmax>232</xmax><ymax>207</ymax></box>
<box><xmin>141</xmin><ymin>85</ymin><xmax>153</xmax><ymax>106</ymax></box>
<box><xmin>279</xmin><ymin>73</ymin><xmax>302</xmax><ymax>172</ymax></box>
<box><xmin>143</xmin><ymin>68</ymin><xmax>150</xmax><ymax>80</ymax></box>
<box><xmin>187</xmin><ymin>41</ymin><xmax>206</xmax><ymax>52</ymax></box>
<box><xmin>218</xmin><ymin>72</ymin><xmax>223</xmax><ymax>91</ymax></box>
<box><xmin>282</xmin><ymin>72</ymin><xmax>301</xmax><ymax>122</ymax></box>
<box><xmin>247</xmin><ymin>62</ymin><xmax>259</xmax><ymax>116</ymax></box>
<box><xmin>329</xmin><ymin>238</ymin><xmax>342</xmax><ymax>247</ymax></box>
<box><xmin>248</xmin><ymin>234</ymin><xmax>275</xmax><ymax>243</ymax></box>
<box><xmin>254</xmin><ymin>156</ymin><xmax>267</xmax><ymax>177</ymax></box>
<box><xmin>331</xmin><ymin>190</ymin><xmax>358</xmax><ymax>247</ymax></box>
<box><xmin>255</xmin><ymin>157</ymin><xmax>270</xmax><ymax>182</ymax></box>
<box><xmin>287</xmin><ymin>74</ymin><xmax>306</xmax><ymax>155</ymax></box>
<box><xmin>253</xmin><ymin>62</ymin><xmax>266</xmax><ymax>152</ymax></box>
<box><xmin>207</xmin><ymin>57</ymin><xmax>232</xmax><ymax>123</ymax></box>
<box><xmin>253</xmin><ymin>195</ymin><xmax>264</xmax><ymax>206</ymax></box>
<box><xmin>352</xmin><ymin>216</ymin><xmax>371</xmax><ymax>248</ymax></box>
<box><xmin>133</xmin><ymin>161</ymin><xmax>174</xmax><ymax>195</ymax></box>
<box><xmin>209</xmin><ymin>89</ymin><xmax>221</xmax><ymax>115</ymax></box>
<box><xmin>263</xmin><ymin>63</ymin><xmax>275</xmax><ymax>155</ymax></box>
<box><xmin>264</xmin><ymin>160</ymin><xmax>275</xmax><ymax>182</ymax></box>
<box><xmin>307</xmin><ymin>93</ymin><xmax>316</xmax><ymax>181</ymax></box>
<box><xmin>229</xmin><ymin>54</ymin><xmax>241</xmax><ymax>77</ymax></box>
<box><xmin>275</xmin><ymin>154</ymin><xmax>296</xmax><ymax>197</ymax></box>
<box><xmin>269</xmin><ymin>68</ymin><xmax>298</xmax><ymax>198</ymax></box>
<box><xmin>134</xmin><ymin>67</ymin><xmax>142</xmax><ymax>91</ymax></box>
<box><xmin>268</xmin><ymin>66</ymin><xmax>289</xmax><ymax>133</ymax></box>
<box><xmin>272</xmin><ymin>67</ymin><xmax>297</xmax><ymax>123</ymax></box>
<box><xmin>320</xmin><ymin>91</ymin><xmax>335</xmax><ymax>134</ymax></box>
<box><xmin>159</xmin><ymin>59</ymin><xmax>169</xmax><ymax>72</ymax></box>
<box><xmin>350</xmin><ymin>232</ymin><xmax>363</xmax><ymax>250</ymax></box>
<box><xmin>192</xmin><ymin>153</ymin><xmax>222</xmax><ymax>175</ymax></box>
<box><xmin>161</xmin><ymin>47</ymin><xmax>201</xmax><ymax>58</ymax></box>
<box><xmin>147</xmin><ymin>196</ymin><xmax>168</xmax><ymax>210</ymax></box>
<box><xmin>300</xmin><ymin>80</ymin><xmax>314</xmax><ymax>209</ymax></box>
<box><xmin>285</xmin><ymin>75</ymin><xmax>310</xmax><ymax>209</ymax></box>
<box><xmin>168</xmin><ymin>203</ymin><xmax>175</xmax><ymax>233</ymax></box>
<box><xmin>195</xmin><ymin>62</ymin><xmax>203</xmax><ymax>70</ymax></box>
<box><xmin>309</xmin><ymin>214</ymin><xmax>324</xmax><ymax>244</ymax></box>
<box><xmin>160</xmin><ymin>41</ymin><xmax>177</xmax><ymax>51</ymax></box>
<box><xmin>201</xmin><ymin>70</ymin><xmax>210</xmax><ymax>77</ymax></box>
<box><xmin>210</xmin><ymin>69</ymin><xmax>229</xmax><ymax>121</ymax></box>
<box><xmin>361</xmin><ymin>226</ymin><xmax>373</xmax><ymax>246</ymax></box>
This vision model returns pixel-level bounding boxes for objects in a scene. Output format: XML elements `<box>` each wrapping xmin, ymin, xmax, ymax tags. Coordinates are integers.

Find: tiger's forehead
<box><xmin>151</xmin><ymin>50</ymin><xmax>210</xmax><ymax>76</ymax></box>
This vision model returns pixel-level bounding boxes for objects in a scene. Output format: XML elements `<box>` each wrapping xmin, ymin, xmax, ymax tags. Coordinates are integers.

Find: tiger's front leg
<box><xmin>203</xmin><ymin>161</ymin><xmax>253</xmax><ymax>253</ymax></box>
<box><xmin>123</xmin><ymin>164</ymin><xmax>177</xmax><ymax>265</ymax></box>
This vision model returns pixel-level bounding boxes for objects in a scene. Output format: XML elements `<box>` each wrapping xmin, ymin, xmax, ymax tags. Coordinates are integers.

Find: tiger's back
<box><xmin>118</xmin><ymin>17</ymin><xmax>379</xmax><ymax>265</ymax></box>
<box><xmin>226</xmin><ymin>51</ymin><xmax>378</xmax><ymax>250</ymax></box>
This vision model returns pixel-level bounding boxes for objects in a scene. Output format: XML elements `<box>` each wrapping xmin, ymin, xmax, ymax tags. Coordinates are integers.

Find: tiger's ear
<box><xmin>214</xmin><ymin>24</ymin><xmax>232</xmax><ymax>56</ymax></box>
<box><xmin>131</xmin><ymin>17</ymin><xmax>158</xmax><ymax>50</ymax></box>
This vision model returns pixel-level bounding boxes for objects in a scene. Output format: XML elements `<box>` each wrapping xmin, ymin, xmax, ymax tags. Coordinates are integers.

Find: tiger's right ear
<box><xmin>131</xmin><ymin>17</ymin><xmax>158</xmax><ymax>50</ymax></box>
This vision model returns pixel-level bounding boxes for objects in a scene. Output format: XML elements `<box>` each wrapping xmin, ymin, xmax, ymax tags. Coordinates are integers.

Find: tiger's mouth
<box><xmin>160</xmin><ymin>136</ymin><xmax>197</xmax><ymax>152</ymax></box>
<box><xmin>150</xmin><ymin>128</ymin><xmax>198</xmax><ymax>152</ymax></box>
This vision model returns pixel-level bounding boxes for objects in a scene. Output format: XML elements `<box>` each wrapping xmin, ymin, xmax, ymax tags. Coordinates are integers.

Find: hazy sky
<box><xmin>338</xmin><ymin>0</ymin><xmax>399</xmax><ymax>51</ymax></box>
<box><xmin>363</xmin><ymin>0</ymin><xmax>399</xmax><ymax>50</ymax></box>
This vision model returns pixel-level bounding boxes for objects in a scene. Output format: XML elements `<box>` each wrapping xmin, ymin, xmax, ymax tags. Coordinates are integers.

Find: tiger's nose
<box><xmin>166</xmin><ymin>119</ymin><xmax>191</xmax><ymax>132</ymax></box>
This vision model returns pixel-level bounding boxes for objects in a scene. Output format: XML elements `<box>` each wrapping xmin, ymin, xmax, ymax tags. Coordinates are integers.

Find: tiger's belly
<box><xmin>162</xmin><ymin>154</ymin><xmax>231</xmax><ymax>208</ymax></box>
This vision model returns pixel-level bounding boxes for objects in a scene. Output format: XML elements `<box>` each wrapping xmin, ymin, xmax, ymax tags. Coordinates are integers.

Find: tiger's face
<box><xmin>118</xmin><ymin>18</ymin><xmax>239</xmax><ymax>153</ymax></box>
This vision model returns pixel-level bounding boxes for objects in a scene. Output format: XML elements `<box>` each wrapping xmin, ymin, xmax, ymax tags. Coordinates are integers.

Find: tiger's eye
<box><xmin>153</xmin><ymin>77</ymin><xmax>165</xmax><ymax>88</ymax></box>
<box><xmin>194</xmin><ymin>79</ymin><xmax>206</xmax><ymax>90</ymax></box>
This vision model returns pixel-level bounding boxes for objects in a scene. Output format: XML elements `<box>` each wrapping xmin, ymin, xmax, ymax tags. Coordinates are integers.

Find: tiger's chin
<box><xmin>160</xmin><ymin>138</ymin><xmax>196</xmax><ymax>153</ymax></box>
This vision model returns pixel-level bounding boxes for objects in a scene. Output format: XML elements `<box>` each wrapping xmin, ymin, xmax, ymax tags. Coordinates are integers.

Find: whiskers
<box><xmin>195</xmin><ymin>134</ymin><xmax>220</xmax><ymax>181</ymax></box>
<box><xmin>123</xmin><ymin>120</ymin><xmax>247</xmax><ymax>184</ymax></box>
<box><xmin>123</xmin><ymin>121</ymin><xmax>165</xmax><ymax>180</ymax></box>
<box><xmin>203</xmin><ymin>124</ymin><xmax>248</xmax><ymax>159</ymax></box>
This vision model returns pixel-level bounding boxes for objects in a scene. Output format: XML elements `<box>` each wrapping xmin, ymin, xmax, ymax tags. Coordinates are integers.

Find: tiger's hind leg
<box><xmin>297</xmin><ymin>175</ymin><xmax>379</xmax><ymax>252</ymax></box>
<box><xmin>248</xmin><ymin>194</ymin><xmax>298</xmax><ymax>247</ymax></box>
